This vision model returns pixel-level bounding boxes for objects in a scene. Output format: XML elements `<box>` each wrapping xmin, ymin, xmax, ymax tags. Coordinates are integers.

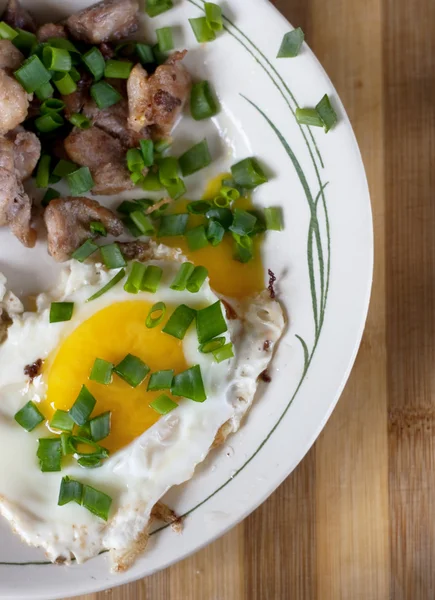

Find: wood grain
<box><xmin>71</xmin><ymin>0</ymin><xmax>432</xmax><ymax>597</ymax></box>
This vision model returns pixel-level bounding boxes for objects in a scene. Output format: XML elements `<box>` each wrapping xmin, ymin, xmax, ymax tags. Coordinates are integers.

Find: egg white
<box><xmin>0</xmin><ymin>242</ymin><xmax>285</xmax><ymax>570</ymax></box>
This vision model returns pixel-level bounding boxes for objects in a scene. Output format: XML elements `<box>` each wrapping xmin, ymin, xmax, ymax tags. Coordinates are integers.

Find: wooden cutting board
<box><xmin>73</xmin><ymin>0</ymin><xmax>435</xmax><ymax>597</ymax></box>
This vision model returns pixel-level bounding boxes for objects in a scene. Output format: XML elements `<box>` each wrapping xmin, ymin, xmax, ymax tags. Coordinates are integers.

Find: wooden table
<box><xmin>74</xmin><ymin>0</ymin><xmax>432</xmax><ymax>597</ymax></box>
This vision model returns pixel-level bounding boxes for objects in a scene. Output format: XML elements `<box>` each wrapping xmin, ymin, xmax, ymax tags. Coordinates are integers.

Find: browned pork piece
<box><xmin>37</xmin><ymin>23</ymin><xmax>67</xmax><ymax>42</ymax></box>
<box><xmin>44</xmin><ymin>197</ymin><xmax>124</xmax><ymax>261</ymax></box>
<box><xmin>0</xmin><ymin>40</ymin><xmax>24</xmax><ymax>71</ymax></box>
<box><xmin>83</xmin><ymin>96</ymin><xmax>140</xmax><ymax>147</ymax></box>
<box><xmin>127</xmin><ymin>51</ymin><xmax>192</xmax><ymax>139</ymax></box>
<box><xmin>7</xmin><ymin>128</ymin><xmax>41</xmax><ymax>180</ymax></box>
<box><xmin>65</xmin><ymin>0</ymin><xmax>139</xmax><ymax>44</ymax></box>
<box><xmin>61</xmin><ymin>72</ymin><xmax>93</xmax><ymax>118</ymax></box>
<box><xmin>64</xmin><ymin>126</ymin><xmax>137</xmax><ymax>195</ymax></box>
<box><xmin>117</xmin><ymin>240</ymin><xmax>152</xmax><ymax>261</ymax></box>
<box><xmin>2</xmin><ymin>0</ymin><xmax>37</xmax><ymax>33</ymax></box>
<box><xmin>0</xmin><ymin>69</ymin><xmax>31</xmax><ymax>135</ymax></box>
<box><xmin>0</xmin><ymin>137</ymin><xmax>36</xmax><ymax>247</ymax></box>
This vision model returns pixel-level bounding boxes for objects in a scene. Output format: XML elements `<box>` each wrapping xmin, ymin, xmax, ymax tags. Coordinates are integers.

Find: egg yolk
<box><xmin>160</xmin><ymin>174</ymin><xmax>265</xmax><ymax>299</ymax></box>
<box><xmin>42</xmin><ymin>301</ymin><xmax>188</xmax><ymax>453</ymax></box>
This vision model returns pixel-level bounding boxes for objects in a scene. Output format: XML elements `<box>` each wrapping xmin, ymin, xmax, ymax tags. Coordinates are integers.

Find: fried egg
<box><xmin>0</xmin><ymin>242</ymin><xmax>284</xmax><ymax>571</ymax></box>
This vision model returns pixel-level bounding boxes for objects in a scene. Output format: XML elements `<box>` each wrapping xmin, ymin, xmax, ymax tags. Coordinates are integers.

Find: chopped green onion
<box><xmin>130</xmin><ymin>211</ymin><xmax>155</xmax><ymax>235</ymax></box>
<box><xmin>66</xmin><ymin>166</ymin><xmax>94</xmax><ymax>195</ymax></box>
<box><xmin>35</xmin><ymin>112</ymin><xmax>64</xmax><ymax>133</ymax></box>
<box><xmin>206</xmin><ymin>219</ymin><xmax>225</xmax><ymax>246</ymax></box>
<box><xmin>248</xmin><ymin>210</ymin><xmax>266</xmax><ymax>236</ymax></box>
<box><xmin>14</xmin><ymin>401</ymin><xmax>44</xmax><ymax>432</ymax></box>
<box><xmin>52</xmin><ymin>71</ymin><xmax>77</xmax><ymax>95</ymax></box>
<box><xmin>146</xmin><ymin>301</ymin><xmax>166</xmax><ymax>328</ymax></box>
<box><xmin>90</xmin><ymin>81</ymin><xmax>122</xmax><ymax>109</ymax></box>
<box><xmin>186</xmin><ymin>225</ymin><xmax>209</xmax><ymax>251</ymax></box>
<box><xmin>76</xmin><ymin>422</ymin><xmax>92</xmax><ymax>439</ymax></box>
<box><xmin>219</xmin><ymin>186</ymin><xmax>240</xmax><ymax>203</ymax></box>
<box><xmin>127</xmin><ymin>149</ymin><xmax>145</xmax><ymax>173</ymax></box>
<box><xmin>36</xmin><ymin>154</ymin><xmax>51</xmax><ymax>188</ymax></box>
<box><xmin>117</xmin><ymin>200</ymin><xmax>143</xmax><ymax>214</ymax></box>
<box><xmin>71</xmin><ymin>66</ymin><xmax>81</xmax><ymax>83</ymax></box>
<box><xmin>146</xmin><ymin>0</ymin><xmax>173</xmax><ymax>17</ymax></box>
<box><xmin>0</xmin><ymin>21</ymin><xmax>18</xmax><ymax>40</ymax></box>
<box><xmin>140</xmin><ymin>139</ymin><xmax>154</xmax><ymax>167</ymax></box>
<box><xmin>158</xmin><ymin>157</ymin><xmax>185</xmax><ymax>198</ymax></box>
<box><xmin>100</xmin><ymin>243</ymin><xmax>126</xmax><ymax>269</ymax></box>
<box><xmin>124</xmin><ymin>261</ymin><xmax>146</xmax><ymax>293</ymax></box>
<box><xmin>233</xmin><ymin>232</ymin><xmax>254</xmax><ymax>263</ymax></box>
<box><xmin>213</xmin><ymin>342</ymin><xmax>234</xmax><ymax>363</ymax></box>
<box><xmin>50</xmin><ymin>301</ymin><xmax>74</xmax><ymax>323</ymax></box>
<box><xmin>69</xmin><ymin>113</ymin><xmax>92</xmax><ymax>129</ymax></box>
<box><xmin>114</xmin><ymin>354</ymin><xmax>150</xmax><ymax>387</ymax></box>
<box><xmin>205</xmin><ymin>207</ymin><xmax>233</xmax><ymax>229</ymax></box>
<box><xmin>53</xmin><ymin>159</ymin><xmax>77</xmax><ymax>178</ymax></box>
<box><xmin>12</xmin><ymin>28</ymin><xmax>36</xmax><ymax>53</ymax></box>
<box><xmin>69</xmin><ymin>385</ymin><xmax>96</xmax><ymax>426</ymax></box>
<box><xmin>163</xmin><ymin>304</ymin><xmax>196</xmax><ymax>339</ymax></box>
<box><xmin>165</xmin><ymin>178</ymin><xmax>186</xmax><ymax>200</ymax></box>
<box><xmin>35</xmin><ymin>80</ymin><xmax>54</xmax><ymax>100</ymax></box>
<box><xmin>42</xmin><ymin>45</ymin><xmax>71</xmax><ymax>72</ymax></box>
<box><xmin>295</xmin><ymin>107</ymin><xmax>323</xmax><ymax>128</ymax></box>
<box><xmin>41</xmin><ymin>187</ymin><xmax>60</xmax><ymax>207</ymax></box>
<box><xmin>231</xmin><ymin>157</ymin><xmax>268</xmax><ymax>189</ymax></box>
<box><xmin>31</xmin><ymin>41</ymin><xmax>48</xmax><ymax>60</ymax></box>
<box><xmin>199</xmin><ymin>336</ymin><xmax>225</xmax><ymax>353</ymax></box>
<box><xmin>47</xmin><ymin>37</ymin><xmax>80</xmax><ymax>61</ymax></box>
<box><xmin>171</xmin><ymin>365</ymin><xmax>207</xmax><ymax>402</ymax></box>
<box><xmin>104</xmin><ymin>59</ymin><xmax>133</xmax><ymax>79</ymax></box>
<box><xmin>89</xmin><ymin>411</ymin><xmax>111</xmax><ymax>442</ymax></box>
<box><xmin>186</xmin><ymin>266</ymin><xmax>208</xmax><ymax>293</ymax></box>
<box><xmin>158</xmin><ymin>214</ymin><xmax>188</xmax><ymax>237</ymax></box>
<box><xmin>60</xmin><ymin>432</ymin><xmax>75</xmax><ymax>455</ymax></box>
<box><xmin>149</xmin><ymin>394</ymin><xmax>178</xmax><ymax>415</ymax></box>
<box><xmin>154</xmin><ymin>139</ymin><xmax>172</xmax><ymax>154</ymax></box>
<box><xmin>205</xmin><ymin>2</ymin><xmax>223</xmax><ymax>31</ymax></box>
<box><xmin>71</xmin><ymin>239</ymin><xmax>98</xmax><ymax>262</ymax></box>
<box><xmin>187</xmin><ymin>200</ymin><xmax>212</xmax><ymax>215</ymax></box>
<box><xmin>141</xmin><ymin>265</ymin><xmax>163</xmax><ymax>293</ymax></box>
<box><xmin>316</xmin><ymin>94</ymin><xmax>338</xmax><ymax>132</ymax></box>
<box><xmin>78</xmin><ymin>456</ymin><xmax>102</xmax><ymax>468</ymax></box>
<box><xmin>89</xmin><ymin>358</ymin><xmax>113</xmax><ymax>385</ymax></box>
<box><xmin>148</xmin><ymin>369</ymin><xmax>174</xmax><ymax>391</ymax></box>
<box><xmin>87</xmin><ymin>268</ymin><xmax>126</xmax><ymax>302</ymax></box>
<box><xmin>83</xmin><ymin>47</ymin><xmax>105</xmax><ymax>80</ymax></box>
<box><xmin>130</xmin><ymin>171</ymin><xmax>145</xmax><ymax>185</ymax></box>
<box><xmin>179</xmin><ymin>139</ymin><xmax>212</xmax><ymax>177</ymax></box>
<box><xmin>264</xmin><ymin>207</ymin><xmax>284</xmax><ymax>231</ymax></box>
<box><xmin>196</xmin><ymin>301</ymin><xmax>227</xmax><ymax>343</ymax></box>
<box><xmin>123</xmin><ymin>216</ymin><xmax>141</xmax><ymax>237</ymax></box>
<box><xmin>170</xmin><ymin>262</ymin><xmax>195</xmax><ymax>291</ymax></box>
<box><xmin>156</xmin><ymin>27</ymin><xmax>174</xmax><ymax>52</ymax></box>
<box><xmin>135</xmin><ymin>197</ymin><xmax>155</xmax><ymax>210</ymax></box>
<box><xmin>229</xmin><ymin>208</ymin><xmax>257</xmax><ymax>236</ymax></box>
<box><xmin>277</xmin><ymin>27</ymin><xmax>304</xmax><ymax>58</ymax></box>
<box><xmin>136</xmin><ymin>42</ymin><xmax>155</xmax><ymax>64</ymax></box>
<box><xmin>50</xmin><ymin>410</ymin><xmax>74</xmax><ymax>433</ymax></box>
<box><xmin>190</xmin><ymin>80</ymin><xmax>219</xmax><ymax>121</ymax></box>
<box><xmin>40</xmin><ymin>98</ymin><xmax>65</xmax><ymax>114</ymax></box>
<box><xmin>58</xmin><ymin>476</ymin><xmax>83</xmax><ymax>506</ymax></box>
<box><xmin>213</xmin><ymin>195</ymin><xmax>230</xmax><ymax>208</ymax></box>
<box><xmin>37</xmin><ymin>438</ymin><xmax>62</xmax><ymax>472</ymax></box>
<box><xmin>189</xmin><ymin>17</ymin><xmax>216</xmax><ymax>42</ymax></box>
<box><xmin>82</xmin><ymin>484</ymin><xmax>112</xmax><ymax>521</ymax></box>
<box><xmin>90</xmin><ymin>221</ymin><xmax>107</xmax><ymax>236</ymax></box>
<box><xmin>70</xmin><ymin>435</ymin><xmax>109</xmax><ymax>459</ymax></box>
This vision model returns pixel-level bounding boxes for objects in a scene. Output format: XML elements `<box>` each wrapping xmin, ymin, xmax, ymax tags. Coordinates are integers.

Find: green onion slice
<box><xmin>41</xmin><ymin>187</ymin><xmax>60</xmax><ymax>207</ymax></box>
<box><xmin>199</xmin><ymin>336</ymin><xmax>226</xmax><ymax>354</ymax></box>
<box><xmin>140</xmin><ymin>139</ymin><xmax>154</xmax><ymax>167</ymax></box>
<box><xmin>40</xmin><ymin>98</ymin><xmax>65</xmax><ymax>114</ymax></box>
<box><xmin>50</xmin><ymin>302</ymin><xmax>74</xmax><ymax>323</ymax></box>
<box><xmin>149</xmin><ymin>394</ymin><xmax>178</xmax><ymax>415</ymax></box>
<box><xmin>78</xmin><ymin>456</ymin><xmax>102</xmax><ymax>468</ymax></box>
<box><xmin>219</xmin><ymin>185</ymin><xmax>240</xmax><ymax>202</ymax></box>
<box><xmin>171</xmin><ymin>365</ymin><xmax>207</xmax><ymax>402</ymax></box>
<box><xmin>213</xmin><ymin>195</ymin><xmax>230</xmax><ymax>209</ymax></box>
<box><xmin>186</xmin><ymin>225</ymin><xmax>209</xmax><ymax>251</ymax></box>
<box><xmin>35</xmin><ymin>112</ymin><xmax>64</xmax><ymax>133</ymax></box>
<box><xmin>316</xmin><ymin>94</ymin><xmax>338</xmax><ymax>133</ymax></box>
<box><xmin>123</xmin><ymin>261</ymin><xmax>146</xmax><ymax>294</ymax></box>
<box><xmin>37</xmin><ymin>438</ymin><xmax>62</xmax><ymax>472</ymax></box>
<box><xmin>158</xmin><ymin>214</ymin><xmax>188</xmax><ymax>237</ymax></box>
<box><xmin>58</xmin><ymin>476</ymin><xmax>83</xmax><ymax>506</ymax></box>
<box><xmin>14</xmin><ymin>401</ymin><xmax>44</xmax><ymax>432</ymax></box>
<box><xmin>42</xmin><ymin>45</ymin><xmax>71</xmax><ymax>72</ymax></box>
<box><xmin>89</xmin><ymin>411</ymin><xmax>111</xmax><ymax>442</ymax></box>
<box><xmin>179</xmin><ymin>139</ymin><xmax>212</xmax><ymax>177</ymax></box>
<box><xmin>187</xmin><ymin>200</ymin><xmax>212</xmax><ymax>214</ymax></box>
<box><xmin>264</xmin><ymin>207</ymin><xmax>284</xmax><ymax>231</ymax></box>
<box><xmin>163</xmin><ymin>304</ymin><xmax>196</xmax><ymax>339</ymax></box>
<box><xmin>66</xmin><ymin>166</ymin><xmax>94</xmax><ymax>195</ymax></box>
<box><xmin>50</xmin><ymin>410</ymin><xmax>74</xmax><ymax>433</ymax></box>
<box><xmin>52</xmin><ymin>71</ymin><xmax>77</xmax><ymax>95</ymax></box>
<box><xmin>0</xmin><ymin>21</ymin><xmax>18</xmax><ymax>40</ymax></box>
<box><xmin>104</xmin><ymin>59</ymin><xmax>133</xmax><ymax>79</ymax></box>
<box><xmin>190</xmin><ymin>80</ymin><xmax>219</xmax><ymax>121</ymax></box>
<box><xmin>87</xmin><ymin>268</ymin><xmax>126</xmax><ymax>302</ymax></box>
<box><xmin>158</xmin><ymin>156</ymin><xmax>180</xmax><ymax>185</ymax></box>
<box><xmin>114</xmin><ymin>354</ymin><xmax>150</xmax><ymax>387</ymax></box>
<box><xmin>189</xmin><ymin>17</ymin><xmax>216</xmax><ymax>42</ymax></box>
<box><xmin>90</xmin><ymin>81</ymin><xmax>122</xmax><ymax>109</ymax></box>
<box><xmin>82</xmin><ymin>47</ymin><xmax>105</xmax><ymax>80</ymax></box>
<box><xmin>12</xmin><ymin>28</ymin><xmax>36</xmax><ymax>53</ymax></box>
<box><xmin>35</xmin><ymin>80</ymin><xmax>54</xmax><ymax>101</ymax></box>
<box><xmin>229</xmin><ymin>208</ymin><xmax>257</xmax><ymax>236</ymax></box>
<box><xmin>170</xmin><ymin>262</ymin><xmax>195</xmax><ymax>291</ymax></box>
<box><xmin>71</xmin><ymin>239</ymin><xmax>98</xmax><ymax>262</ymax></box>
<box><xmin>206</xmin><ymin>219</ymin><xmax>225</xmax><ymax>246</ymax></box>
<box><xmin>36</xmin><ymin>154</ymin><xmax>51</xmax><ymax>188</ymax></box>
<box><xmin>141</xmin><ymin>265</ymin><xmax>163</xmax><ymax>293</ymax></box>
<box><xmin>69</xmin><ymin>436</ymin><xmax>109</xmax><ymax>459</ymax></box>
<box><xmin>100</xmin><ymin>243</ymin><xmax>126</xmax><ymax>269</ymax></box>
<box><xmin>90</xmin><ymin>358</ymin><xmax>113</xmax><ymax>385</ymax></box>
<box><xmin>127</xmin><ymin>148</ymin><xmax>144</xmax><ymax>173</ymax></box>
<box><xmin>147</xmin><ymin>369</ymin><xmax>174</xmax><ymax>391</ymax></box>
<box><xmin>53</xmin><ymin>159</ymin><xmax>77</xmax><ymax>178</ymax></box>
<box><xmin>89</xmin><ymin>221</ymin><xmax>107</xmax><ymax>237</ymax></box>
<box><xmin>196</xmin><ymin>301</ymin><xmax>227</xmax><ymax>344</ymax></box>
<box><xmin>136</xmin><ymin>42</ymin><xmax>155</xmax><ymax>64</ymax></box>
<box><xmin>146</xmin><ymin>301</ymin><xmax>166</xmax><ymax>328</ymax></box>
<box><xmin>186</xmin><ymin>266</ymin><xmax>208</xmax><ymax>293</ymax></box>
<box><xmin>82</xmin><ymin>484</ymin><xmax>112</xmax><ymax>521</ymax></box>
<box><xmin>14</xmin><ymin>55</ymin><xmax>51</xmax><ymax>93</ymax></box>
<box><xmin>69</xmin><ymin>385</ymin><xmax>96</xmax><ymax>426</ymax></box>
<box><xmin>69</xmin><ymin>113</ymin><xmax>92</xmax><ymax>129</ymax></box>
<box><xmin>233</xmin><ymin>232</ymin><xmax>254</xmax><ymax>263</ymax></box>
<box><xmin>231</xmin><ymin>157</ymin><xmax>268</xmax><ymax>190</ymax></box>
<box><xmin>295</xmin><ymin>107</ymin><xmax>323</xmax><ymax>128</ymax></box>
<box><xmin>60</xmin><ymin>432</ymin><xmax>75</xmax><ymax>456</ymax></box>
<box><xmin>277</xmin><ymin>27</ymin><xmax>304</xmax><ymax>58</ymax></box>
<box><xmin>205</xmin><ymin>207</ymin><xmax>233</xmax><ymax>229</ymax></box>
<box><xmin>156</xmin><ymin>27</ymin><xmax>174</xmax><ymax>52</ymax></box>
<box><xmin>146</xmin><ymin>0</ymin><xmax>173</xmax><ymax>17</ymax></box>
<box><xmin>213</xmin><ymin>342</ymin><xmax>234</xmax><ymax>363</ymax></box>
<box><xmin>204</xmin><ymin>2</ymin><xmax>223</xmax><ymax>31</ymax></box>
<box><xmin>130</xmin><ymin>211</ymin><xmax>155</xmax><ymax>236</ymax></box>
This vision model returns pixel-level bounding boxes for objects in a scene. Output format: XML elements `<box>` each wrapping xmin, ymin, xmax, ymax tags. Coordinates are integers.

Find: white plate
<box><xmin>0</xmin><ymin>0</ymin><xmax>373</xmax><ymax>598</ymax></box>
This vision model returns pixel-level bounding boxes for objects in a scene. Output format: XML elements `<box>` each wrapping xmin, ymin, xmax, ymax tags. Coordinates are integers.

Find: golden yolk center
<box><xmin>42</xmin><ymin>301</ymin><xmax>188</xmax><ymax>453</ymax></box>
